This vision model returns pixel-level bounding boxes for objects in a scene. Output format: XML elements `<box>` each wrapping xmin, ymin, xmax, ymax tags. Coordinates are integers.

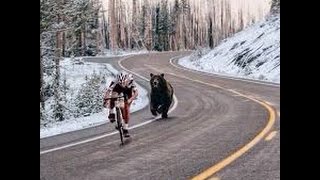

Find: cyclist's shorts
<box><xmin>109</xmin><ymin>91</ymin><xmax>125</xmax><ymax>108</ymax></box>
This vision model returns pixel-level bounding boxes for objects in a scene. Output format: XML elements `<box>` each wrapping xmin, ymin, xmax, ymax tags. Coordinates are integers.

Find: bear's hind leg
<box><xmin>161</xmin><ymin>106</ymin><xmax>169</xmax><ymax>119</ymax></box>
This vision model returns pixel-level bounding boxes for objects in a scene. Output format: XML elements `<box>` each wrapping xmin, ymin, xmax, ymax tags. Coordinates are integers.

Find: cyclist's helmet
<box><xmin>117</xmin><ymin>72</ymin><xmax>126</xmax><ymax>84</ymax></box>
<box><xmin>127</xmin><ymin>74</ymin><xmax>134</xmax><ymax>87</ymax></box>
<box><xmin>127</xmin><ymin>74</ymin><xmax>133</xmax><ymax>81</ymax></box>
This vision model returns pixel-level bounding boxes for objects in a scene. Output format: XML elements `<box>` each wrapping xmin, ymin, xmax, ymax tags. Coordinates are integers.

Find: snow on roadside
<box><xmin>179</xmin><ymin>14</ymin><xmax>280</xmax><ymax>83</ymax></box>
<box><xmin>40</xmin><ymin>58</ymin><xmax>149</xmax><ymax>139</ymax></box>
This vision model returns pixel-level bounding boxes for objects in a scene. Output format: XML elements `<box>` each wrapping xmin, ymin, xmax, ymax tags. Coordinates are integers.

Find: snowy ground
<box><xmin>179</xmin><ymin>14</ymin><xmax>280</xmax><ymax>83</ymax></box>
<box><xmin>96</xmin><ymin>49</ymin><xmax>150</xmax><ymax>57</ymax></box>
<box><xmin>40</xmin><ymin>56</ymin><xmax>149</xmax><ymax>139</ymax></box>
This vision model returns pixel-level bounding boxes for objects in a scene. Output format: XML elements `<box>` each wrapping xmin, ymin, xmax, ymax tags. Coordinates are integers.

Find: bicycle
<box><xmin>104</xmin><ymin>95</ymin><xmax>128</xmax><ymax>145</ymax></box>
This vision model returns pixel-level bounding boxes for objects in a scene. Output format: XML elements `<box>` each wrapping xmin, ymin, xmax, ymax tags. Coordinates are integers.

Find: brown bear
<box><xmin>149</xmin><ymin>73</ymin><xmax>174</xmax><ymax>119</ymax></box>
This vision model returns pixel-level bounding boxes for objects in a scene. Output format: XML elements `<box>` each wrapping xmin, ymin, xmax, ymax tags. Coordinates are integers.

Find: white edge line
<box><xmin>40</xmin><ymin>55</ymin><xmax>180</xmax><ymax>155</ymax></box>
<box><xmin>169</xmin><ymin>56</ymin><xmax>280</xmax><ymax>87</ymax></box>
<box><xmin>118</xmin><ymin>55</ymin><xmax>149</xmax><ymax>81</ymax></box>
<box><xmin>40</xmin><ymin>119</ymin><xmax>108</xmax><ymax>140</ymax></box>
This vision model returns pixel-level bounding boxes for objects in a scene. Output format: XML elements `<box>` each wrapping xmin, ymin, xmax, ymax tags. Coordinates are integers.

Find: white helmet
<box><xmin>127</xmin><ymin>74</ymin><xmax>133</xmax><ymax>81</ymax></box>
<box><xmin>116</xmin><ymin>72</ymin><xmax>126</xmax><ymax>84</ymax></box>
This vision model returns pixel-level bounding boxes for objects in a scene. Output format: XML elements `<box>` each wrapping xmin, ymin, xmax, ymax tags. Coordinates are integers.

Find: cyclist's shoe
<box><xmin>123</xmin><ymin>129</ymin><xmax>130</xmax><ymax>138</ymax></box>
<box><xmin>108</xmin><ymin>113</ymin><xmax>115</xmax><ymax>123</ymax></box>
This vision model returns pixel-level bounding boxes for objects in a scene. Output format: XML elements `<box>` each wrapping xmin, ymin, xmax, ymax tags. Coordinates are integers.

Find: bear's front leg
<box><xmin>150</xmin><ymin>103</ymin><xmax>158</xmax><ymax>116</ymax></box>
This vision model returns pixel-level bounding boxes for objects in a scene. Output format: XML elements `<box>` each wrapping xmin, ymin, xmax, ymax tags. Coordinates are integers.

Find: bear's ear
<box><xmin>150</xmin><ymin>73</ymin><xmax>154</xmax><ymax>77</ymax></box>
<box><xmin>160</xmin><ymin>73</ymin><xmax>164</xmax><ymax>77</ymax></box>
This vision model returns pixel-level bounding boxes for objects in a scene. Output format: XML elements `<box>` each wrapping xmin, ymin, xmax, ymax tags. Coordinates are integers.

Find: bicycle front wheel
<box><xmin>116</xmin><ymin>107</ymin><xmax>124</xmax><ymax>145</ymax></box>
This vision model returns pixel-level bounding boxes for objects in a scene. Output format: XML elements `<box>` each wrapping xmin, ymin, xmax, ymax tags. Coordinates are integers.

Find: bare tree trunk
<box><xmin>61</xmin><ymin>0</ymin><xmax>66</xmax><ymax>57</ymax></box>
<box><xmin>190</xmin><ymin>12</ymin><xmax>195</xmax><ymax>49</ymax></box>
<box><xmin>101</xmin><ymin>5</ymin><xmax>108</xmax><ymax>49</ymax></box>
<box><xmin>40</xmin><ymin>44</ymin><xmax>45</xmax><ymax>109</ymax></box>
<box><xmin>239</xmin><ymin>9</ymin><xmax>244</xmax><ymax>30</ymax></box>
<box><xmin>62</xmin><ymin>32</ymin><xmax>66</xmax><ymax>56</ymax></box>
<box><xmin>183</xmin><ymin>13</ymin><xmax>188</xmax><ymax>49</ymax></box>
<box><xmin>127</xmin><ymin>21</ymin><xmax>131</xmax><ymax>48</ymax></box>
<box><xmin>109</xmin><ymin>0</ymin><xmax>118</xmax><ymax>50</ymax></box>
<box><xmin>220</xmin><ymin>0</ymin><xmax>224</xmax><ymax>40</ymax></box>
<box><xmin>53</xmin><ymin>0</ymin><xmax>63</xmax><ymax>121</ymax></box>
<box><xmin>102</xmin><ymin>0</ymin><xmax>269</xmax><ymax>51</ymax></box>
<box><xmin>54</xmin><ymin>30</ymin><xmax>63</xmax><ymax>121</ymax></box>
<box><xmin>177</xmin><ymin>14</ymin><xmax>182</xmax><ymax>50</ymax></box>
<box><xmin>131</xmin><ymin>0</ymin><xmax>138</xmax><ymax>49</ymax></box>
<box><xmin>131</xmin><ymin>0</ymin><xmax>146</xmax><ymax>49</ymax></box>
<box><xmin>97</xmin><ymin>23</ymin><xmax>102</xmax><ymax>54</ymax></box>
<box><xmin>208</xmin><ymin>16</ymin><xmax>213</xmax><ymax>48</ymax></box>
<box><xmin>55</xmin><ymin>31</ymin><xmax>62</xmax><ymax>89</ymax></box>
<box><xmin>144</xmin><ymin>0</ymin><xmax>152</xmax><ymax>50</ymax></box>
<box><xmin>119</xmin><ymin>0</ymin><xmax>126</xmax><ymax>49</ymax></box>
<box><xmin>93</xmin><ymin>0</ymin><xmax>102</xmax><ymax>54</ymax></box>
<box><xmin>82</xmin><ymin>25</ymin><xmax>86</xmax><ymax>55</ymax></box>
<box><xmin>78</xmin><ymin>31</ymin><xmax>82</xmax><ymax>56</ymax></box>
<box><xmin>211</xmin><ymin>1</ymin><xmax>215</xmax><ymax>47</ymax></box>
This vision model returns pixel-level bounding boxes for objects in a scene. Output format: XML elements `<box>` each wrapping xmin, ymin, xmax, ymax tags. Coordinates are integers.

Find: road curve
<box><xmin>40</xmin><ymin>52</ymin><xmax>280</xmax><ymax>180</ymax></box>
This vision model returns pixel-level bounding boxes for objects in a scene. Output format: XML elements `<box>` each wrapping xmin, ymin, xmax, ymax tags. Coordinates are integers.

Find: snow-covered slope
<box><xmin>179</xmin><ymin>14</ymin><xmax>280</xmax><ymax>83</ymax></box>
<box><xmin>40</xmin><ymin>58</ymin><xmax>149</xmax><ymax>138</ymax></box>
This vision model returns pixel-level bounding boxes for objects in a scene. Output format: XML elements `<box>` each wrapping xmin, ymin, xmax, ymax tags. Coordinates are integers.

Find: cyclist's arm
<box><xmin>103</xmin><ymin>80</ymin><xmax>117</xmax><ymax>106</ymax></box>
<box><xmin>105</xmin><ymin>79</ymin><xmax>117</xmax><ymax>96</ymax></box>
<box><xmin>128</xmin><ymin>86</ymin><xmax>138</xmax><ymax>104</ymax></box>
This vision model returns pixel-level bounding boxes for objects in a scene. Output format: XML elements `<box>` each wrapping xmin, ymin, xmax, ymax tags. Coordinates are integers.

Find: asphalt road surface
<box><xmin>40</xmin><ymin>52</ymin><xmax>280</xmax><ymax>180</ymax></box>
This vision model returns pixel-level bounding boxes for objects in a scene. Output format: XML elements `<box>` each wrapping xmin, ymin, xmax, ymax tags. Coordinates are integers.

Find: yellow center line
<box><xmin>207</xmin><ymin>177</ymin><xmax>220</xmax><ymax>180</ymax></box>
<box><xmin>265</xmin><ymin>131</ymin><xmax>277</xmax><ymax>141</ymax></box>
<box><xmin>143</xmin><ymin>65</ymin><xmax>276</xmax><ymax>180</ymax></box>
<box><xmin>125</xmin><ymin>58</ymin><xmax>277</xmax><ymax>180</ymax></box>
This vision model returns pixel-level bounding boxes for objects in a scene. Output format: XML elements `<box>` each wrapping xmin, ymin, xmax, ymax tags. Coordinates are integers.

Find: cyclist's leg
<box><xmin>108</xmin><ymin>92</ymin><xmax>119</xmax><ymax>123</ymax></box>
<box><xmin>119</xmin><ymin>103</ymin><xmax>128</xmax><ymax>125</ymax></box>
<box><xmin>120</xmin><ymin>101</ymin><xmax>130</xmax><ymax>137</ymax></box>
<box><xmin>108</xmin><ymin>100</ymin><xmax>115</xmax><ymax>123</ymax></box>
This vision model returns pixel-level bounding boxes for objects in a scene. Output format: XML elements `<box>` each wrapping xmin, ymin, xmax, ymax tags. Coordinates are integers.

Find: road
<box><xmin>40</xmin><ymin>52</ymin><xmax>280</xmax><ymax>180</ymax></box>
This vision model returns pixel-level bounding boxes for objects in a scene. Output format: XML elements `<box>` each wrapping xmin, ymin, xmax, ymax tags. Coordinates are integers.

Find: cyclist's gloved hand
<box><xmin>103</xmin><ymin>99</ymin><xmax>109</xmax><ymax>107</ymax></box>
<box><xmin>127</xmin><ymin>98</ymin><xmax>134</xmax><ymax>104</ymax></box>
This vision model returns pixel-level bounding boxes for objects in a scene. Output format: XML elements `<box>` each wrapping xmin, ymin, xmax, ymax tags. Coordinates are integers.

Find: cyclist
<box><xmin>103</xmin><ymin>72</ymin><xmax>138</xmax><ymax>137</ymax></box>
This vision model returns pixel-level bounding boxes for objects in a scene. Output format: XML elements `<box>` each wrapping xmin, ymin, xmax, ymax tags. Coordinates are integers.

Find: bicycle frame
<box><xmin>105</xmin><ymin>95</ymin><xmax>127</xmax><ymax>145</ymax></box>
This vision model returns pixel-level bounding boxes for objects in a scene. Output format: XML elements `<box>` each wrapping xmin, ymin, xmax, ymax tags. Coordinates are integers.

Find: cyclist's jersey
<box><xmin>107</xmin><ymin>78</ymin><xmax>137</xmax><ymax>99</ymax></box>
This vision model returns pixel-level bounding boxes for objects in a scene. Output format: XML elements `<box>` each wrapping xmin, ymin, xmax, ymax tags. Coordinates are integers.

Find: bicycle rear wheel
<box><xmin>116</xmin><ymin>107</ymin><xmax>124</xmax><ymax>145</ymax></box>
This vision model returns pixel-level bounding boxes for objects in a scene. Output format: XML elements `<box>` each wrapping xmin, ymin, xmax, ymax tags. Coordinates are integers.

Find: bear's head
<box><xmin>150</xmin><ymin>73</ymin><xmax>166</xmax><ymax>90</ymax></box>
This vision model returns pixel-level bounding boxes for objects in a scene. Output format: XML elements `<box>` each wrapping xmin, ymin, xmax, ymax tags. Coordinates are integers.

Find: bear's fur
<box><xmin>149</xmin><ymin>73</ymin><xmax>174</xmax><ymax>119</ymax></box>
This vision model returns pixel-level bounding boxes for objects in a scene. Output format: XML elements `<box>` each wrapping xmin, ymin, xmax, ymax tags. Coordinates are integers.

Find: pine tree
<box><xmin>159</xmin><ymin>0</ymin><xmax>170</xmax><ymax>51</ymax></box>
<box><xmin>74</xmin><ymin>72</ymin><xmax>104</xmax><ymax>117</ymax></box>
<box><xmin>144</xmin><ymin>0</ymin><xmax>153</xmax><ymax>50</ymax></box>
<box><xmin>40</xmin><ymin>103</ymin><xmax>47</xmax><ymax>126</ymax></box>
<box><xmin>153</xmin><ymin>4</ymin><xmax>161</xmax><ymax>51</ymax></box>
<box><xmin>169</xmin><ymin>0</ymin><xmax>180</xmax><ymax>51</ymax></box>
<box><xmin>131</xmin><ymin>0</ymin><xmax>140</xmax><ymax>49</ymax></box>
<box><xmin>271</xmin><ymin>0</ymin><xmax>280</xmax><ymax>13</ymax></box>
<box><xmin>137</xmin><ymin>5</ymin><xmax>147</xmax><ymax>49</ymax></box>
